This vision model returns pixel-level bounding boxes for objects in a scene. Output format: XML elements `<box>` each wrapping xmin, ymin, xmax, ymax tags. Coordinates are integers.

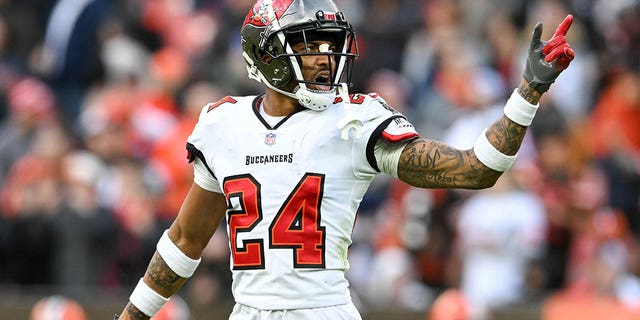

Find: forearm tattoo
<box><xmin>144</xmin><ymin>252</ymin><xmax>184</xmax><ymax>296</ymax></box>
<box><xmin>484</xmin><ymin>116</ymin><xmax>527</xmax><ymax>156</ymax></box>
<box><xmin>125</xmin><ymin>302</ymin><xmax>149</xmax><ymax>320</ymax></box>
<box><xmin>397</xmin><ymin>139</ymin><xmax>500</xmax><ymax>189</ymax></box>
<box><xmin>122</xmin><ymin>253</ymin><xmax>185</xmax><ymax>320</ymax></box>
<box><xmin>397</xmin><ymin>86</ymin><xmax>533</xmax><ymax>189</ymax></box>
<box><xmin>517</xmin><ymin>81</ymin><xmax>543</xmax><ymax>105</ymax></box>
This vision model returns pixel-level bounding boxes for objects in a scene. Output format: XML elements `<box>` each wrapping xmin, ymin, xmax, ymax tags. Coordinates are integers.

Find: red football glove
<box><xmin>523</xmin><ymin>14</ymin><xmax>575</xmax><ymax>92</ymax></box>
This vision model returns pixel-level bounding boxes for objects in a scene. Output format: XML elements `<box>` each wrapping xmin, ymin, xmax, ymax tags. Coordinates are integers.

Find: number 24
<box><xmin>224</xmin><ymin>173</ymin><xmax>326</xmax><ymax>270</ymax></box>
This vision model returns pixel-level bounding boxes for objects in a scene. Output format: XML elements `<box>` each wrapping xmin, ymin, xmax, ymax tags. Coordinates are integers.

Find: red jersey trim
<box><xmin>381</xmin><ymin>131</ymin><xmax>419</xmax><ymax>143</ymax></box>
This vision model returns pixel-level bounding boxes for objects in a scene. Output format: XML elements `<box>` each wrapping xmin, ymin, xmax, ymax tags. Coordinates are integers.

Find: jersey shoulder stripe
<box><xmin>198</xmin><ymin>95</ymin><xmax>256</xmax><ymax>122</ymax></box>
<box><xmin>206</xmin><ymin>96</ymin><xmax>238</xmax><ymax>112</ymax></box>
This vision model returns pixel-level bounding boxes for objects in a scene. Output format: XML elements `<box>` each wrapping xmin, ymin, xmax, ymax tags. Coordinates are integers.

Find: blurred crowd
<box><xmin>0</xmin><ymin>0</ymin><xmax>639</xmax><ymax>319</ymax></box>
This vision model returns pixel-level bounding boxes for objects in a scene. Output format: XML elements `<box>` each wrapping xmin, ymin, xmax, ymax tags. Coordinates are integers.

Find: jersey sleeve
<box><xmin>193</xmin><ymin>157</ymin><xmax>222</xmax><ymax>193</ymax></box>
<box><xmin>363</xmin><ymin>96</ymin><xmax>419</xmax><ymax>173</ymax></box>
<box><xmin>185</xmin><ymin>103</ymin><xmax>221</xmax><ymax>192</ymax></box>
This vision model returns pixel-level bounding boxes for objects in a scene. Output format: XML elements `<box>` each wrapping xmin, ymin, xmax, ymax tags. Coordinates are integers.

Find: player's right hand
<box><xmin>522</xmin><ymin>14</ymin><xmax>575</xmax><ymax>93</ymax></box>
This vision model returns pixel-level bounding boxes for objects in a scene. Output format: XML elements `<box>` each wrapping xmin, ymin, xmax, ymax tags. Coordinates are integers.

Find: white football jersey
<box><xmin>186</xmin><ymin>93</ymin><xmax>418</xmax><ymax>310</ymax></box>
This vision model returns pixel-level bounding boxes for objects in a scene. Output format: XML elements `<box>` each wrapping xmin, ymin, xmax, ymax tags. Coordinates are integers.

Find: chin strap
<box><xmin>337</xmin><ymin>83</ymin><xmax>362</xmax><ymax>140</ymax></box>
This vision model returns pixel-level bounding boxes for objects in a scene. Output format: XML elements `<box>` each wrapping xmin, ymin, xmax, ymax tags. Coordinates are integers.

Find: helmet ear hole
<box><xmin>260</xmin><ymin>57</ymin><xmax>292</xmax><ymax>88</ymax></box>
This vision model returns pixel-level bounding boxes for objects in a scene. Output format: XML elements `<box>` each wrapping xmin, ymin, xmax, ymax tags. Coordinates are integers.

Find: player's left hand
<box><xmin>523</xmin><ymin>14</ymin><xmax>575</xmax><ymax>93</ymax></box>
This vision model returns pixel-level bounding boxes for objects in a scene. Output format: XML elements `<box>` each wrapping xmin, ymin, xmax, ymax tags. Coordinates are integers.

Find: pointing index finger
<box><xmin>553</xmin><ymin>14</ymin><xmax>574</xmax><ymax>37</ymax></box>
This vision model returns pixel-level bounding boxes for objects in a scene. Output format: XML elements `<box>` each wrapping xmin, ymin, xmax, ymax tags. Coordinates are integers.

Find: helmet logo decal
<box><xmin>244</xmin><ymin>0</ymin><xmax>295</xmax><ymax>27</ymax></box>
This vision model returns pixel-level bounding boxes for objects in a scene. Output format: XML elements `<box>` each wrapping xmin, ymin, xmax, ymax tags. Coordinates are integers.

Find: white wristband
<box><xmin>473</xmin><ymin>129</ymin><xmax>517</xmax><ymax>172</ymax></box>
<box><xmin>157</xmin><ymin>230</ymin><xmax>201</xmax><ymax>278</ymax></box>
<box><xmin>503</xmin><ymin>89</ymin><xmax>539</xmax><ymax>126</ymax></box>
<box><xmin>129</xmin><ymin>278</ymin><xmax>169</xmax><ymax>317</ymax></box>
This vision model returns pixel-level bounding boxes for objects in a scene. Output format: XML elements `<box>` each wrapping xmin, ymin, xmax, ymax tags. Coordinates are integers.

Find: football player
<box><xmin>116</xmin><ymin>0</ymin><xmax>574</xmax><ymax>319</ymax></box>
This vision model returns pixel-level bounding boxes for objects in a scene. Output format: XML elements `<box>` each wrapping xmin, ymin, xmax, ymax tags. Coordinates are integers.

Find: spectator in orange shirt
<box><xmin>588</xmin><ymin>70</ymin><xmax>640</xmax><ymax>235</ymax></box>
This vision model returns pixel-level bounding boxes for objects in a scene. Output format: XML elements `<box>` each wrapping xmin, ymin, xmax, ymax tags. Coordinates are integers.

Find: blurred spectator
<box><xmin>1</xmin><ymin>123</ymin><xmax>70</xmax><ymax>285</ymax></box>
<box><xmin>111</xmin><ymin>159</ymin><xmax>166</xmax><ymax>285</ymax></box>
<box><xmin>402</xmin><ymin>0</ymin><xmax>460</xmax><ymax>87</ymax></box>
<box><xmin>150</xmin><ymin>81</ymin><xmax>224</xmax><ymax>220</ymax></box>
<box><xmin>365</xmin><ymin>245</ymin><xmax>433</xmax><ymax>311</ymax></box>
<box><xmin>592</xmin><ymin>0</ymin><xmax>640</xmax><ymax>72</ymax></box>
<box><xmin>0</xmin><ymin>14</ymin><xmax>19</xmax><ymax>120</ymax></box>
<box><xmin>30</xmin><ymin>295</ymin><xmax>88</xmax><ymax>320</ymax></box>
<box><xmin>401</xmin><ymin>0</ymin><xmax>466</xmax><ymax>137</ymax></box>
<box><xmin>51</xmin><ymin>150</ymin><xmax>119</xmax><ymax>289</ymax></box>
<box><xmin>139</xmin><ymin>0</ymin><xmax>217</xmax><ymax>59</ymax></box>
<box><xmin>38</xmin><ymin>0</ymin><xmax>112</xmax><ymax>125</ymax></box>
<box><xmin>197</xmin><ymin>0</ymin><xmax>251</xmax><ymax>90</ymax></box>
<box><xmin>353</xmin><ymin>0</ymin><xmax>421</xmax><ymax>92</ymax></box>
<box><xmin>0</xmin><ymin>76</ymin><xmax>57</xmax><ymax>185</ymax></box>
<box><xmin>440</xmin><ymin>66</ymin><xmax>508</xmax><ymax>149</ymax></box>
<box><xmin>187</xmin><ymin>225</ymin><xmax>233</xmax><ymax>308</ymax></box>
<box><xmin>454</xmin><ymin>171</ymin><xmax>547</xmax><ymax>319</ymax></box>
<box><xmin>588</xmin><ymin>70</ymin><xmax>640</xmax><ymax>236</ymax></box>
<box><xmin>155</xmin><ymin>295</ymin><xmax>191</xmax><ymax>320</ymax></box>
<box><xmin>480</xmin><ymin>10</ymin><xmax>521</xmax><ymax>86</ymax></box>
<box><xmin>542</xmin><ymin>209</ymin><xmax>640</xmax><ymax>320</ymax></box>
<box><xmin>0</xmin><ymin>1</ymin><xmax>56</xmax><ymax>73</ymax></box>
<box><xmin>99</xmin><ymin>18</ymin><xmax>151</xmax><ymax>85</ymax></box>
<box><xmin>78</xmin><ymin>76</ymin><xmax>179</xmax><ymax>161</ymax></box>
<box><xmin>427</xmin><ymin>288</ymin><xmax>470</xmax><ymax>320</ymax></box>
<box><xmin>406</xmin><ymin>26</ymin><xmax>499</xmax><ymax>139</ymax></box>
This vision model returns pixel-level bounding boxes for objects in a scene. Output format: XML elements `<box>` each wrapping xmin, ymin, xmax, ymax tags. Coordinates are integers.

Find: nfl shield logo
<box><xmin>264</xmin><ymin>133</ymin><xmax>276</xmax><ymax>145</ymax></box>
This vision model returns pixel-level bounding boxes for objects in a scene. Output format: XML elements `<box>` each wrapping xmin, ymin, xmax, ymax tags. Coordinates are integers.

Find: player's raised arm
<box><xmin>116</xmin><ymin>183</ymin><xmax>228</xmax><ymax>320</ymax></box>
<box><xmin>396</xmin><ymin>15</ymin><xmax>575</xmax><ymax>189</ymax></box>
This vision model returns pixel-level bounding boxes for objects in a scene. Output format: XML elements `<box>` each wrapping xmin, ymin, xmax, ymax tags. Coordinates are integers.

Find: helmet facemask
<box><xmin>242</xmin><ymin>2</ymin><xmax>358</xmax><ymax>111</ymax></box>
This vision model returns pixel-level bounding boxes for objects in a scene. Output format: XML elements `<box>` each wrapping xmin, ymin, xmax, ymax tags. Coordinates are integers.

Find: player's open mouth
<box><xmin>312</xmin><ymin>74</ymin><xmax>332</xmax><ymax>92</ymax></box>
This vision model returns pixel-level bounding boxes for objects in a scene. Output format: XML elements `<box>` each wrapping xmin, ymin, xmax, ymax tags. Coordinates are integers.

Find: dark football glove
<box><xmin>523</xmin><ymin>14</ymin><xmax>575</xmax><ymax>92</ymax></box>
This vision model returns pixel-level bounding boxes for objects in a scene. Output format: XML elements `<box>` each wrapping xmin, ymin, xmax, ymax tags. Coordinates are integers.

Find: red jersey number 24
<box><xmin>223</xmin><ymin>173</ymin><xmax>326</xmax><ymax>270</ymax></box>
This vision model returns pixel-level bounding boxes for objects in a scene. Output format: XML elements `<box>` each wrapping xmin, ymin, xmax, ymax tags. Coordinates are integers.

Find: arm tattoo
<box><xmin>517</xmin><ymin>81</ymin><xmax>543</xmax><ymax>105</ymax></box>
<box><xmin>144</xmin><ymin>252</ymin><xmax>183</xmax><ymax>296</ymax></box>
<box><xmin>125</xmin><ymin>302</ymin><xmax>149</xmax><ymax>320</ymax></box>
<box><xmin>397</xmin><ymin>83</ymin><xmax>535</xmax><ymax>189</ymax></box>
<box><xmin>484</xmin><ymin>116</ymin><xmax>527</xmax><ymax>156</ymax></box>
<box><xmin>485</xmin><ymin>81</ymin><xmax>532</xmax><ymax>156</ymax></box>
<box><xmin>397</xmin><ymin>139</ymin><xmax>500</xmax><ymax>189</ymax></box>
<box><xmin>123</xmin><ymin>253</ymin><xmax>186</xmax><ymax>319</ymax></box>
